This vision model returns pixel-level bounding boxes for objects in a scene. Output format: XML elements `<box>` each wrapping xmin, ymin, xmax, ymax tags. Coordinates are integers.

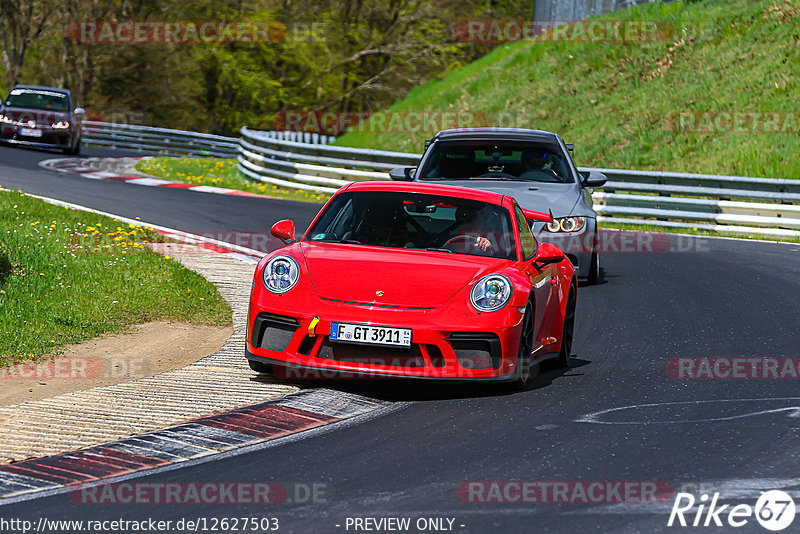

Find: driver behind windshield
<box><xmin>444</xmin><ymin>205</ymin><xmax>496</xmax><ymax>253</ymax></box>
<box><xmin>519</xmin><ymin>150</ymin><xmax>567</xmax><ymax>181</ymax></box>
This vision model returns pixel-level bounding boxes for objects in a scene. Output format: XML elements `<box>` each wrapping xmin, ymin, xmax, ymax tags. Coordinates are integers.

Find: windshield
<box><xmin>418</xmin><ymin>140</ymin><xmax>574</xmax><ymax>183</ymax></box>
<box><xmin>305</xmin><ymin>191</ymin><xmax>516</xmax><ymax>260</ymax></box>
<box><xmin>3</xmin><ymin>89</ymin><xmax>70</xmax><ymax>111</ymax></box>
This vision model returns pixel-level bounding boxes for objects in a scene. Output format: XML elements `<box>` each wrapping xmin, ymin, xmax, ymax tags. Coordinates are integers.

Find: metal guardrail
<box><xmin>82</xmin><ymin>122</ymin><xmax>240</xmax><ymax>157</ymax></box>
<box><xmin>237</xmin><ymin>126</ymin><xmax>419</xmax><ymax>193</ymax></box>
<box><xmin>237</xmin><ymin>127</ymin><xmax>800</xmax><ymax>238</ymax></box>
<box><xmin>79</xmin><ymin>122</ymin><xmax>799</xmax><ymax>238</ymax></box>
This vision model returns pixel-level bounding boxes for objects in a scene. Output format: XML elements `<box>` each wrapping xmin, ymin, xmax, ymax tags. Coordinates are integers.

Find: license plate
<box><xmin>19</xmin><ymin>128</ymin><xmax>42</xmax><ymax>137</ymax></box>
<box><xmin>330</xmin><ymin>322</ymin><xmax>412</xmax><ymax>347</ymax></box>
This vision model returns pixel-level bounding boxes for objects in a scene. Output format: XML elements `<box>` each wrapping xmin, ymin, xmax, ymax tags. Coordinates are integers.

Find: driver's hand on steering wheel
<box><xmin>475</xmin><ymin>236</ymin><xmax>492</xmax><ymax>252</ymax></box>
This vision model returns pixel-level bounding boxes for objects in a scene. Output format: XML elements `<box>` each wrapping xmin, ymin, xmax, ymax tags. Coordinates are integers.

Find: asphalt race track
<box><xmin>1</xmin><ymin>144</ymin><xmax>800</xmax><ymax>533</ymax></box>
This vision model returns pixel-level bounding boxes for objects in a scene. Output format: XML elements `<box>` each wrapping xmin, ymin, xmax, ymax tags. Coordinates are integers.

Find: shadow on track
<box><xmin>249</xmin><ymin>357</ymin><xmax>591</xmax><ymax>402</ymax></box>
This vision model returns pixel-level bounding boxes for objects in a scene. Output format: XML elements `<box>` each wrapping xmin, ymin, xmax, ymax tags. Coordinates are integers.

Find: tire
<box><xmin>587</xmin><ymin>233</ymin><xmax>600</xmax><ymax>285</ymax></box>
<box><xmin>248</xmin><ymin>359</ymin><xmax>273</xmax><ymax>374</ymax></box>
<box><xmin>552</xmin><ymin>282</ymin><xmax>576</xmax><ymax>369</ymax></box>
<box><xmin>63</xmin><ymin>137</ymin><xmax>80</xmax><ymax>155</ymax></box>
<box><xmin>510</xmin><ymin>299</ymin><xmax>535</xmax><ymax>390</ymax></box>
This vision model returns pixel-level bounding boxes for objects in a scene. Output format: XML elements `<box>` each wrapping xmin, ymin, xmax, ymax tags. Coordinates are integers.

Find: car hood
<box><xmin>299</xmin><ymin>242</ymin><xmax>506</xmax><ymax>307</ymax></box>
<box><xmin>419</xmin><ymin>180</ymin><xmax>585</xmax><ymax>217</ymax></box>
<box><xmin>0</xmin><ymin>106</ymin><xmax>70</xmax><ymax>126</ymax></box>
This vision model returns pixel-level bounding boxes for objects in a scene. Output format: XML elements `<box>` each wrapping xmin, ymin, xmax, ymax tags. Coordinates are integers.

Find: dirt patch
<box><xmin>0</xmin><ymin>321</ymin><xmax>232</xmax><ymax>406</ymax></box>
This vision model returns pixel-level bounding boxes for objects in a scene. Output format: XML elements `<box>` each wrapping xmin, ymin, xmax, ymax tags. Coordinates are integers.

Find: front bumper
<box><xmin>0</xmin><ymin>125</ymin><xmax>75</xmax><ymax>149</ymax></box>
<box><xmin>246</xmin><ymin>293</ymin><xmax>530</xmax><ymax>381</ymax></box>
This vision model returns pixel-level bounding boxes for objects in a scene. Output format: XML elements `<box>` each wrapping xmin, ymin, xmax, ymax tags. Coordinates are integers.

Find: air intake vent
<box><xmin>252</xmin><ymin>313</ymin><xmax>299</xmax><ymax>352</ymax></box>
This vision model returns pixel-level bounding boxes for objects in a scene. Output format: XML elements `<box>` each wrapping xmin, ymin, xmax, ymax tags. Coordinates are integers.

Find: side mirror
<box><xmin>73</xmin><ymin>107</ymin><xmax>86</xmax><ymax>116</ymax></box>
<box><xmin>389</xmin><ymin>167</ymin><xmax>415</xmax><ymax>181</ymax></box>
<box><xmin>580</xmin><ymin>170</ymin><xmax>607</xmax><ymax>188</ymax></box>
<box><xmin>271</xmin><ymin>220</ymin><xmax>295</xmax><ymax>245</ymax></box>
<box><xmin>534</xmin><ymin>242</ymin><xmax>565</xmax><ymax>268</ymax></box>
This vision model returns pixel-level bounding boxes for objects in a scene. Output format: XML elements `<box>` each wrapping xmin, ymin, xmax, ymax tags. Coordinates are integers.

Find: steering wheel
<box><xmin>444</xmin><ymin>234</ymin><xmax>493</xmax><ymax>253</ymax></box>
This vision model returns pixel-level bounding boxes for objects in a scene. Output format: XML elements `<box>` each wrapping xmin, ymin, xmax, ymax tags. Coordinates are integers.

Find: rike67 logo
<box><xmin>668</xmin><ymin>490</ymin><xmax>796</xmax><ymax>531</ymax></box>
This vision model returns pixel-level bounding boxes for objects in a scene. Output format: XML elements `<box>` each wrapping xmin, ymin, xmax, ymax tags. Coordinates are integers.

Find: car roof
<box><xmin>344</xmin><ymin>180</ymin><xmax>510</xmax><ymax>206</ymax></box>
<box><xmin>433</xmin><ymin>127</ymin><xmax>560</xmax><ymax>143</ymax></box>
<box><xmin>9</xmin><ymin>85</ymin><xmax>71</xmax><ymax>97</ymax></box>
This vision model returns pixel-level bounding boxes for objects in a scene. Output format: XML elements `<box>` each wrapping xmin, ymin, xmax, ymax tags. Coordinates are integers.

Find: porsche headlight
<box><xmin>470</xmin><ymin>274</ymin><xmax>512</xmax><ymax>312</ymax></box>
<box><xmin>262</xmin><ymin>255</ymin><xmax>299</xmax><ymax>293</ymax></box>
<box><xmin>545</xmin><ymin>216</ymin><xmax>585</xmax><ymax>233</ymax></box>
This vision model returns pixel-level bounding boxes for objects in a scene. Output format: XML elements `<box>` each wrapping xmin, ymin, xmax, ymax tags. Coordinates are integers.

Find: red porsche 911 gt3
<box><xmin>245</xmin><ymin>181</ymin><xmax>576</xmax><ymax>388</ymax></box>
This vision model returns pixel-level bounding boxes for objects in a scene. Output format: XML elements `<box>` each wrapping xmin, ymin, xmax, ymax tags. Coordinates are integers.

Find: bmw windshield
<box><xmin>418</xmin><ymin>140</ymin><xmax>574</xmax><ymax>183</ymax></box>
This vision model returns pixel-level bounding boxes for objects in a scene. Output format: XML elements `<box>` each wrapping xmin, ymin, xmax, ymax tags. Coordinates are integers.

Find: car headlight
<box><xmin>545</xmin><ymin>216</ymin><xmax>585</xmax><ymax>233</ymax></box>
<box><xmin>0</xmin><ymin>114</ymin><xmax>11</xmax><ymax>124</ymax></box>
<box><xmin>51</xmin><ymin>121</ymin><xmax>70</xmax><ymax>129</ymax></box>
<box><xmin>262</xmin><ymin>255</ymin><xmax>299</xmax><ymax>293</ymax></box>
<box><xmin>470</xmin><ymin>274</ymin><xmax>512</xmax><ymax>312</ymax></box>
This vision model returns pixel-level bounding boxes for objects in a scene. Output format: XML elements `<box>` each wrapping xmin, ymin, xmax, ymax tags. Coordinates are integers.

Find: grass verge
<box><xmin>0</xmin><ymin>189</ymin><xmax>231</xmax><ymax>368</ymax></box>
<box><xmin>136</xmin><ymin>157</ymin><xmax>332</xmax><ymax>203</ymax></box>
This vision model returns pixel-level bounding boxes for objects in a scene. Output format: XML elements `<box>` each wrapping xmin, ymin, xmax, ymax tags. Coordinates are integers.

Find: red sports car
<box><xmin>246</xmin><ymin>181</ymin><xmax>576</xmax><ymax>388</ymax></box>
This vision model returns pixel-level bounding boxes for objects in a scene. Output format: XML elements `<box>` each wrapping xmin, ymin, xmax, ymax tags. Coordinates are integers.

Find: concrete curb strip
<box><xmin>0</xmin><ymin>389</ymin><xmax>387</xmax><ymax>500</ymax></box>
<box><xmin>39</xmin><ymin>157</ymin><xmax>268</xmax><ymax>199</ymax></box>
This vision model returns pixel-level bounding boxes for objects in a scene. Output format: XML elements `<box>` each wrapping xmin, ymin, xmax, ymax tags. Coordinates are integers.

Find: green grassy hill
<box><xmin>335</xmin><ymin>0</ymin><xmax>800</xmax><ymax>179</ymax></box>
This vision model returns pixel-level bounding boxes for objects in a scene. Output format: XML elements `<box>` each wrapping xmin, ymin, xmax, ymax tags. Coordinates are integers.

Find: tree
<box><xmin>0</xmin><ymin>0</ymin><xmax>52</xmax><ymax>87</ymax></box>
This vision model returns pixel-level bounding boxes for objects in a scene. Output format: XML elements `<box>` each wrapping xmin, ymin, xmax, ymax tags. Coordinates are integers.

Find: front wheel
<box><xmin>587</xmin><ymin>230</ymin><xmax>600</xmax><ymax>284</ymax></box>
<box><xmin>63</xmin><ymin>137</ymin><xmax>80</xmax><ymax>155</ymax></box>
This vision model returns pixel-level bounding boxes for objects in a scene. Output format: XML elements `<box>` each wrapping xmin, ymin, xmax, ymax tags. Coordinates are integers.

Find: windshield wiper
<box><xmin>467</xmin><ymin>176</ymin><xmax>529</xmax><ymax>182</ymax></box>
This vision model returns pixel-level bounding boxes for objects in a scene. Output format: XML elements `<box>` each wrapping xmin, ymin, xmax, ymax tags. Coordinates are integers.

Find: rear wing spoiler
<box><xmin>522</xmin><ymin>208</ymin><xmax>553</xmax><ymax>224</ymax></box>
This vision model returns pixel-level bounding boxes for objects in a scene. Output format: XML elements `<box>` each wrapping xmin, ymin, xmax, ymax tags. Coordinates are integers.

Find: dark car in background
<box><xmin>0</xmin><ymin>85</ymin><xmax>84</xmax><ymax>155</ymax></box>
<box><xmin>390</xmin><ymin>128</ymin><xmax>607</xmax><ymax>284</ymax></box>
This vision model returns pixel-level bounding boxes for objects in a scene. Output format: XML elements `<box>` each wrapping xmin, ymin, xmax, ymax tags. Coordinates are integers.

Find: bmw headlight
<box><xmin>262</xmin><ymin>255</ymin><xmax>299</xmax><ymax>293</ymax></box>
<box><xmin>51</xmin><ymin>121</ymin><xmax>70</xmax><ymax>129</ymax></box>
<box><xmin>470</xmin><ymin>274</ymin><xmax>512</xmax><ymax>312</ymax></box>
<box><xmin>545</xmin><ymin>216</ymin><xmax>585</xmax><ymax>233</ymax></box>
<box><xmin>0</xmin><ymin>114</ymin><xmax>11</xmax><ymax>124</ymax></box>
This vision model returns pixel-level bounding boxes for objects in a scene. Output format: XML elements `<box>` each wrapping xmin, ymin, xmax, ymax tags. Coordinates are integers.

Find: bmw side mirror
<box><xmin>271</xmin><ymin>220</ymin><xmax>295</xmax><ymax>245</ymax></box>
<box><xmin>580</xmin><ymin>170</ymin><xmax>607</xmax><ymax>188</ymax></box>
<box><xmin>389</xmin><ymin>167</ymin><xmax>415</xmax><ymax>181</ymax></box>
<box><xmin>73</xmin><ymin>107</ymin><xmax>86</xmax><ymax>116</ymax></box>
